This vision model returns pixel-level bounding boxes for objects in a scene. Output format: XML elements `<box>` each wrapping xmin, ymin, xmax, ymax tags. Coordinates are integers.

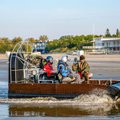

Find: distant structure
<box><xmin>32</xmin><ymin>41</ymin><xmax>48</xmax><ymax>53</ymax></box>
<box><xmin>93</xmin><ymin>38</ymin><xmax>120</xmax><ymax>53</ymax></box>
<box><xmin>83</xmin><ymin>37</ymin><xmax>120</xmax><ymax>54</ymax></box>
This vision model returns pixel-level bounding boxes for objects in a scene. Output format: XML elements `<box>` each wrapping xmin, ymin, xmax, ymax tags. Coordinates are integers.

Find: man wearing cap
<box><xmin>72</xmin><ymin>55</ymin><xmax>90</xmax><ymax>81</ymax></box>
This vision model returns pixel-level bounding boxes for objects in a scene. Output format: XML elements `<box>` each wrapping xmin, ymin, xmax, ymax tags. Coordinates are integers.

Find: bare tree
<box><xmin>39</xmin><ymin>35</ymin><xmax>48</xmax><ymax>42</ymax></box>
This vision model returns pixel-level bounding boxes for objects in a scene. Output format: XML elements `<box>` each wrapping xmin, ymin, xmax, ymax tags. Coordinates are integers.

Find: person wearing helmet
<box><xmin>57</xmin><ymin>55</ymin><xmax>80</xmax><ymax>83</ymax></box>
<box><xmin>57</xmin><ymin>56</ymin><xmax>71</xmax><ymax>77</ymax></box>
<box><xmin>72</xmin><ymin>55</ymin><xmax>90</xmax><ymax>81</ymax></box>
<box><xmin>43</xmin><ymin>56</ymin><xmax>55</xmax><ymax>77</ymax></box>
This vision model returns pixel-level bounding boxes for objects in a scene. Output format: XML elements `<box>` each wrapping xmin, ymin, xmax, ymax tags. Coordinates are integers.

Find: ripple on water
<box><xmin>0</xmin><ymin>81</ymin><xmax>8</xmax><ymax>98</ymax></box>
<box><xmin>0</xmin><ymin>104</ymin><xmax>8</xmax><ymax>120</ymax></box>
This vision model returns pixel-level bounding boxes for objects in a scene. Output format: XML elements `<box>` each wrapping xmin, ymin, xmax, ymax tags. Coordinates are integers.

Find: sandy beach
<box><xmin>1</xmin><ymin>53</ymin><xmax>120</xmax><ymax>81</ymax></box>
<box><xmin>0</xmin><ymin>54</ymin><xmax>7</xmax><ymax>59</ymax></box>
<box><xmin>1</xmin><ymin>53</ymin><xmax>120</xmax><ymax>62</ymax></box>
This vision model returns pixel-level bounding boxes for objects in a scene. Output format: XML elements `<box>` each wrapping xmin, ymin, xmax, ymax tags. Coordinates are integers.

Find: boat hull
<box><xmin>8</xmin><ymin>80</ymin><xmax>116</xmax><ymax>98</ymax></box>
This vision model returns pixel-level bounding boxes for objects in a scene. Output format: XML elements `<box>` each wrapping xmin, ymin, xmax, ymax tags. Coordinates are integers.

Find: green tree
<box><xmin>59</xmin><ymin>35</ymin><xmax>75</xmax><ymax>48</ymax></box>
<box><xmin>0</xmin><ymin>37</ymin><xmax>12</xmax><ymax>53</ymax></box>
<box><xmin>105</xmin><ymin>28</ymin><xmax>111</xmax><ymax>37</ymax></box>
<box><xmin>116</xmin><ymin>28</ymin><xmax>120</xmax><ymax>37</ymax></box>
<box><xmin>12</xmin><ymin>37</ymin><xmax>22</xmax><ymax>45</ymax></box>
<box><xmin>46</xmin><ymin>35</ymin><xmax>93</xmax><ymax>53</ymax></box>
<box><xmin>28</xmin><ymin>37</ymin><xmax>36</xmax><ymax>43</ymax></box>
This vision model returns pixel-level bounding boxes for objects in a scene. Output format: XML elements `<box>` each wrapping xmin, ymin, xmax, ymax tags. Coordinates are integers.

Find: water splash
<box><xmin>0</xmin><ymin>94</ymin><xmax>114</xmax><ymax>105</ymax></box>
<box><xmin>73</xmin><ymin>88</ymin><xmax>114</xmax><ymax>105</ymax></box>
<box><xmin>89</xmin><ymin>88</ymin><xmax>109</xmax><ymax>96</ymax></box>
<box><xmin>0</xmin><ymin>86</ymin><xmax>118</xmax><ymax>105</ymax></box>
<box><xmin>73</xmin><ymin>94</ymin><xmax>113</xmax><ymax>105</ymax></box>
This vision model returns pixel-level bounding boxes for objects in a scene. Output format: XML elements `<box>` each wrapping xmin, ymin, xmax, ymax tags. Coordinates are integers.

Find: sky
<box><xmin>0</xmin><ymin>0</ymin><xmax>120</xmax><ymax>40</ymax></box>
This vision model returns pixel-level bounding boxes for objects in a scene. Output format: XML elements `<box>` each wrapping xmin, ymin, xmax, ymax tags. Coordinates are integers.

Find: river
<box><xmin>0</xmin><ymin>59</ymin><xmax>120</xmax><ymax>120</ymax></box>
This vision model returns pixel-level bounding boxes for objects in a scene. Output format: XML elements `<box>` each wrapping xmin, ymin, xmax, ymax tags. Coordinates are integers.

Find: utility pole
<box><xmin>92</xmin><ymin>24</ymin><xmax>95</xmax><ymax>50</ymax></box>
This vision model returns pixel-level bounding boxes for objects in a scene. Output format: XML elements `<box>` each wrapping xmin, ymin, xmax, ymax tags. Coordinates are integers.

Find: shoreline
<box><xmin>1</xmin><ymin>53</ymin><xmax>120</xmax><ymax>62</ymax></box>
<box><xmin>0</xmin><ymin>54</ymin><xmax>8</xmax><ymax>60</ymax></box>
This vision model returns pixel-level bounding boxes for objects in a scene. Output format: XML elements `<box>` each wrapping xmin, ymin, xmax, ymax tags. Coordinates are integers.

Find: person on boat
<box><xmin>57</xmin><ymin>55</ymin><xmax>81</xmax><ymax>83</ymax></box>
<box><xmin>39</xmin><ymin>57</ymin><xmax>47</xmax><ymax>69</ymax></box>
<box><xmin>72</xmin><ymin>55</ymin><xmax>90</xmax><ymax>81</ymax></box>
<box><xmin>43</xmin><ymin>56</ymin><xmax>58</xmax><ymax>80</ymax></box>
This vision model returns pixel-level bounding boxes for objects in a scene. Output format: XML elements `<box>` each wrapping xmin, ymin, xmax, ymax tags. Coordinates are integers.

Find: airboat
<box><xmin>8</xmin><ymin>40</ymin><xmax>120</xmax><ymax>98</ymax></box>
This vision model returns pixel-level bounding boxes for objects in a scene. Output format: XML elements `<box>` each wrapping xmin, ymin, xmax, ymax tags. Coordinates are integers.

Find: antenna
<box><xmin>92</xmin><ymin>24</ymin><xmax>95</xmax><ymax>49</ymax></box>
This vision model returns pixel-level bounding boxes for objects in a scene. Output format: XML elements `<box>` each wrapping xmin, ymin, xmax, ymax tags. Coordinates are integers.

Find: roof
<box><xmin>93</xmin><ymin>38</ymin><xmax>120</xmax><ymax>42</ymax></box>
<box><xmin>101</xmin><ymin>38</ymin><xmax>120</xmax><ymax>41</ymax></box>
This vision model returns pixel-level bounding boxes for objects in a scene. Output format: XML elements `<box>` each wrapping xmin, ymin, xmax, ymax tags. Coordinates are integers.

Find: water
<box><xmin>0</xmin><ymin>104</ymin><xmax>8</xmax><ymax>120</ymax></box>
<box><xmin>0</xmin><ymin>81</ymin><xmax>8</xmax><ymax>98</ymax></box>
<box><xmin>0</xmin><ymin>60</ymin><xmax>120</xmax><ymax>120</ymax></box>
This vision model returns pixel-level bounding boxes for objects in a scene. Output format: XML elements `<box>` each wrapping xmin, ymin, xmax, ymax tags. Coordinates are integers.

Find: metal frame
<box><xmin>9</xmin><ymin>40</ymin><xmax>39</xmax><ymax>83</ymax></box>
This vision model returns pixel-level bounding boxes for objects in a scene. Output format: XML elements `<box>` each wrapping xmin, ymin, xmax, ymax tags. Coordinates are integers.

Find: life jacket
<box><xmin>57</xmin><ymin>60</ymin><xmax>71</xmax><ymax>77</ymax></box>
<box><xmin>43</xmin><ymin>62</ymin><xmax>54</xmax><ymax>77</ymax></box>
<box><xmin>57</xmin><ymin>60</ymin><xmax>66</xmax><ymax>73</ymax></box>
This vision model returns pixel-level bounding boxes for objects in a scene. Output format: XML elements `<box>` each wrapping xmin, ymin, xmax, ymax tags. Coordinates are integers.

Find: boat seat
<box><xmin>38</xmin><ymin>72</ymin><xmax>55</xmax><ymax>83</ymax></box>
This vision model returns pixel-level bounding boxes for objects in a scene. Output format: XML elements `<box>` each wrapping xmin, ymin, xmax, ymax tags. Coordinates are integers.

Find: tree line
<box><xmin>46</xmin><ymin>28</ymin><xmax>120</xmax><ymax>53</ymax></box>
<box><xmin>105</xmin><ymin>28</ymin><xmax>120</xmax><ymax>37</ymax></box>
<box><xmin>0</xmin><ymin>35</ymin><xmax>48</xmax><ymax>53</ymax></box>
<box><xmin>0</xmin><ymin>28</ymin><xmax>120</xmax><ymax>53</ymax></box>
<box><xmin>46</xmin><ymin>35</ymin><xmax>94</xmax><ymax>53</ymax></box>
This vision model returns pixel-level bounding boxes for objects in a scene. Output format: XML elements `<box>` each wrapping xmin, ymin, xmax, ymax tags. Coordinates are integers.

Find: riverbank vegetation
<box><xmin>0</xmin><ymin>35</ymin><xmax>98</xmax><ymax>53</ymax></box>
<box><xmin>0</xmin><ymin>29</ymin><xmax>120</xmax><ymax>53</ymax></box>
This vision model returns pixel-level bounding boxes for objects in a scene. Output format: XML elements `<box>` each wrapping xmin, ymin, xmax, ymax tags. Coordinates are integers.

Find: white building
<box><xmin>93</xmin><ymin>38</ymin><xmax>120</xmax><ymax>53</ymax></box>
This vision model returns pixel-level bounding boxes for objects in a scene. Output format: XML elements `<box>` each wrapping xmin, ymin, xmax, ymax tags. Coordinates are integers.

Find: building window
<box><xmin>113</xmin><ymin>41</ymin><xmax>115</xmax><ymax>46</ymax></box>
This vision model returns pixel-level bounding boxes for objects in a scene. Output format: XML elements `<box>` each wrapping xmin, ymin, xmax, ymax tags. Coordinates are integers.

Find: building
<box><xmin>93</xmin><ymin>38</ymin><xmax>120</xmax><ymax>53</ymax></box>
<box><xmin>32</xmin><ymin>42</ymin><xmax>48</xmax><ymax>53</ymax></box>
